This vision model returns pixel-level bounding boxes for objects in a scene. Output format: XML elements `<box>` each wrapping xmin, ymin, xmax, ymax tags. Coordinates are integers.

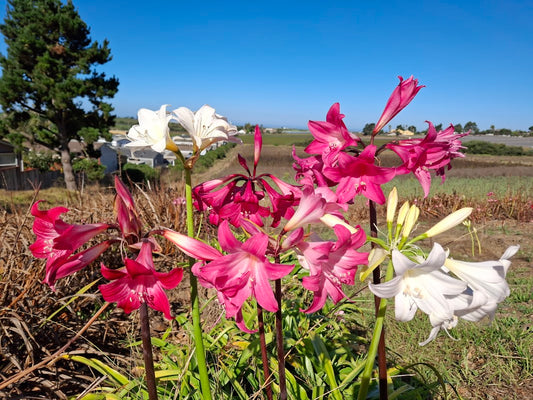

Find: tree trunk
<box><xmin>60</xmin><ymin>147</ymin><xmax>77</xmax><ymax>191</ymax></box>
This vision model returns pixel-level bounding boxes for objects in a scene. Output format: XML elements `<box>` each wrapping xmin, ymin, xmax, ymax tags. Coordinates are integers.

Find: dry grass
<box><xmin>1</xmin><ymin>147</ymin><xmax>532</xmax><ymax>398</ymax></box>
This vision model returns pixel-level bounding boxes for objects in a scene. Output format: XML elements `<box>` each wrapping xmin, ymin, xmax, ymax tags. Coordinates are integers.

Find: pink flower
<box><xmin>99</xmin><ymin>241</ymin><xmax>183</xmax><ymax>319</ymax></box>
<box><xmin>283</xmin><ymin>185</ymin><xmax>345</xmax><ymax>232</ymax></box>
<box><xmin>386</xmin><ymin>122</ymin><xmax>467</xmax><ymax>196</ymax></box>
<box><xmin>292</xmin><ymin>149</ymin><xmax>335</xmax><ymax>188</ymax></box>
<box><xmin>323</xmin><ymin>145</ymin><xmax>397</xmax><ymax>204</ymax></box>
<box><xmin>305</xmin><ymin>103</ymin><xmax>360</xmax><ymax>164</ymax></box>
<box><xmin>373</xmin><ymin>76</ymin><xmax>424</xmax><ymax>134</ymax></box>
<box><xmin>296</xmin><ymin>225</ymin><xmax>368</xmax><ymax>313</ymax></box>
<box><xmin>114</xmin><ymin>176</ymin><xmax>143</xmax><ymax>244</ymax></box>
<box><xmin>194</xmin><ymin>126</ymin><xmax>301</xmax><ymax>227</ymax></box>
<box><xmin>164</xmin><ymin>221</ymin><xmax>294</xmax><ymax>332</ymax></box>
<box><xmin>29</xmin><ymin>201</ymin><xmax>112</xmax><ymax>288</ymax></box>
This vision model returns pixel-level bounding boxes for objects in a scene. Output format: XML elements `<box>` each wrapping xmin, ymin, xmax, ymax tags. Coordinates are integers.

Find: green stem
<box><xmin>185</xmin><ymin>168</ymin><xmax>212</xmax><ymax>400</ymax></box>
<box><xmin>358</xmin><ymin>261</ymin><xmax>394</xmax><ymax>400</ymax></box>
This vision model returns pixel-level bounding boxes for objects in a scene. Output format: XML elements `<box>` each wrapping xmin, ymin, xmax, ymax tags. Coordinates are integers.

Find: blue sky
<box><xmin>1</xmin><ymin>0</ymin><xmax>532</xmax><ymax>131</ymax></box>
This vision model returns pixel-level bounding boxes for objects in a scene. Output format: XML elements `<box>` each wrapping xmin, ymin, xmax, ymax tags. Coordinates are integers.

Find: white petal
<box><xmin>395</xmin><ymin>292</ymin><xmax>418</xmax><ymax>321</ymax></box>
<box><xmin>391</xmin><ymin>250</ymin><xmax>417</xmax><ymax>276</ymax></box>
<box><xmin>419</xmin><ymin>325</ymin><xmax>441</xmax><ymax>346</ymax></box>
<box><xmin>368</xmin><ymin>276</ymin><xmax>403</xmax><ymax>298</ymax></box>
<box><xmin>173</xmin><ymin>107</ymin><xmax>196</xmax><ymax>137</ymax></box>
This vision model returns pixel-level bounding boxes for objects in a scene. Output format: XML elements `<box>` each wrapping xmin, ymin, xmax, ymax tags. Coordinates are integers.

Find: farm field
<box><xmin>0</xmin><ymin>143</ymin><xmax>532</xmax><ymax>399</ymax></box>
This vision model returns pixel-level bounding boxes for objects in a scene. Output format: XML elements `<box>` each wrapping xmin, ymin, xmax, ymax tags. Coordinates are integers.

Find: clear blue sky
<box><xmin>1</xmin><ymin>0</ymin><xmax>532</xmax><ymax>131</ymax></box>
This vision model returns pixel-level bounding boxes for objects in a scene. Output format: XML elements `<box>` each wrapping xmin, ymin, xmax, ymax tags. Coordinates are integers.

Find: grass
<box><xmin>2</xmin><ymin>143</ymin><xmax>532</xmax><ymax>399</ymax></box>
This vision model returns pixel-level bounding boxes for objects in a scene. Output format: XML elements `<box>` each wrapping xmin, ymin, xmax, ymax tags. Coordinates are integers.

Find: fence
<box><xmin>0</xmin><ymin>168</ymin><xmax>62</xmax><ymax>191</ymax></box>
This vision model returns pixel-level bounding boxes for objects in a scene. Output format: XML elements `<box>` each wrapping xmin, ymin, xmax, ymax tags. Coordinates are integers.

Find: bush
<box><xmin>464</xmin><ymin>140</ymin><xmax>533</xmax><ymax>156</ymax></box>
<box><xmin>72</xmin><ymin>158</ymin><xmax>106</xmax><ymax>181</ymax></box>
<box><xmin>122</xmin><ymin>163</ymin><xmax>160</xmax><ymax>183</ymax></box>
<box><xmin>23</xmin><ymin>151</ymin><xmax>59</xmax><ymax>171</ymax></box>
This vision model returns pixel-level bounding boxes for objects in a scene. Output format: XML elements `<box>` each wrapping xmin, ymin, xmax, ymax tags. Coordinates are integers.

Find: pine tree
<box><xmin>0</xmin><ymin>0</ymin><xmax>119</xmax><ymax>190</ymax></box>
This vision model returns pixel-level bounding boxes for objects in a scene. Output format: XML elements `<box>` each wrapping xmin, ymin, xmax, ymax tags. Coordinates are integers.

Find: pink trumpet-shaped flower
<box><xmin>323</xmin><ymin>145</ymin><xmax>397</xmax><ymax>204</ymax></box>
<box><xmin>373</xmin><ymin>76</ymin><xmax>424</xmax><ymax>134</ymax></box>
<box><xmin>305</xmin><ymin>103</ymin><xmax>360</xmax><ymax>164</ymax></box>
<box><xmin>29</xmin><ymin>201</ymin><xmax>112</xmax><ymax>289</ymax></box>
<box><xmin>194</xmin><ymin>125</ymin><xmax>301</xmax><ymax>227</ymax></box>
<box><xmin>164</xmin><ymin>221</ymin><xmax>294</xmax><ymax>332</ymax></box>
<box><xmin>114</xmin><ymin>176</ymin><xmax>143</xmax><ymax>244</ymax></box>
<box><xmin>99</xmin><ymin>241</ymin><xmax>183</xmax><ymax>319</ymax></box>
<box><xmin>283</xmin><ymin>185</ymin><xmax>344</xmax><ymax>232</ymax></box>
<box><xmin>387</xmin><ymin>122</ymin><xmax>467</xmax><ymax>196</ymax></box>
<box><xmin>296</xmin><ymin>225</ymin><xmax>368</xmax><ymax>313</ymax></box>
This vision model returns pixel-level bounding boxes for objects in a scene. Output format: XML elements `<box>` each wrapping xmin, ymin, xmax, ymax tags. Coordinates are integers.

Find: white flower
<box><xmin>444</xmin><ymin>245</ymin><xmax>519</xmax><ymax>303</ymax></box>
<box><xmin>126</xmin><ymin>105</ymin><xmax>175</xmax><ymax>153</ymax></box>
<box><xmin>369</xmin><ymin>243</ymin><xmax>467</xmax><ymax>323</ymax></box>
<box><xmin>369</xmin><ymin>243</ymin><xmax>469</xmax><ymax>344</ymax></box>
<box><xmin>173</xmin><ymin>105</ymin><xmax>240</xmax><ymax>152</ymax></box>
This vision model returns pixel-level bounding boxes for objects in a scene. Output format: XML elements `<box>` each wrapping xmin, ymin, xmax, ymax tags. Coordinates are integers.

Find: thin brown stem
<box><xmin>140</xmin><ymin>302</ymin><xmax>158</xmax><ymax>400</ymax></box>
<box><xmin>369</xmin><ymin>200</ymin><xmax>388</xmax><ymax>400</ymax></box>
<box><xmin>274</xmin><ymin>278</ymin><xmax>287</xmax><ymax>400</ymax></box>
<box><xmin>257</xmin><ymin>304</ymin><xmax>273</xmax><ymax>400</ymax></box>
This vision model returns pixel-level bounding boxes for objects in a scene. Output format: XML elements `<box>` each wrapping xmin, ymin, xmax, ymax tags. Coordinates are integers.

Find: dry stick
<box><xmin>257</xmin><ymin>305</ymin><xmax>273</xmax><ymax>400</ymax></box>
<box><xmin>274</xmin><ymin>278</ymin><xmax>287</xmax><ymax>400</ymax></box>
<box><xmin>0</xmin><ymin>302</ymin><xmax>110</xmax><ymax>391</ymax></box>
<box><xmin>139</xmin><ymin>302</ymin><xmax>158</xmax><ymax>400</ymax></box>
<box><xmin>369</xmin><ymin>200</ymin><xmax>388</xmax><ymax>400</ymax></box>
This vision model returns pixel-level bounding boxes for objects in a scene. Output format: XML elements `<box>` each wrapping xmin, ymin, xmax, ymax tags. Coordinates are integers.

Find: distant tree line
<box><xmin>361</xmin><ymin>121</ymin><xmax>532</xmax><ymax>136</ymax></box>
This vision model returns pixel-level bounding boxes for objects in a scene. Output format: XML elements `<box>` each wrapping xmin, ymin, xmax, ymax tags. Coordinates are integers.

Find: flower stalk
<box><xmin>358</xmin><ymin>260</ymin><xmax>394</xmax><ymax>400</ymax></box>
<box><xmin>185</xmin><ymin>167</ymin><xmax>212</xmax><ymax>400</ymax></box>
<box><xmin>275</xmin><ymin>278</ymin><xmax>288</xmax><ymax>400</ymax></box>
<box><xmin>139</xmin><ymin>302</ymin><xmax>158</xmax><ymax>400</ymax></box>
<box><xmin>257</xmin><ymin>305</ymin><xmax>273</xmax><ymax>400</ymax></box>
<box><xmin>368</xmin><ymin>200</ymin><xmax>389</xmax><ymax>400</ymax></box>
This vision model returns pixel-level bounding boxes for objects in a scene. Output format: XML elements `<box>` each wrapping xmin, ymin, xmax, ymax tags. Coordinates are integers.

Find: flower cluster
<box><xmin>193</xmin><ymin>125</ymin><xmax>302</xmax><ymax>228</ymax></box>
<box><xmin>368</xmin><ymin>188</ymin><xmax>519</xmax><ymax>344</ymax></box>
<box><xmin>28</xmin><ymin>76</ymin><xmax>519</xmax><ymax>346</ymax></box>
<box><xmin>30</xmin><ymin>176</ymin><xmax>182</xmax><ymax>319</ymax></box>
<box><xmin>126</xmin><ymin>104</ymin><xmax>241</xmax><ymax>168</ymax></box>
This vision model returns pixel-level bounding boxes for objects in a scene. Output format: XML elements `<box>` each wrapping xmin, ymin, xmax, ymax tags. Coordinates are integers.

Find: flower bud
<box><xmin>424</xmin><ymin>208</ymin><xmax>473</xmax><ymax>238</ymax></box>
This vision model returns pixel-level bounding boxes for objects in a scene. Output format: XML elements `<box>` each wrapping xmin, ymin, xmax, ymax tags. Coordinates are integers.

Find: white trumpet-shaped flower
<box><xmin>173</xmin><ymin>105</ymin><xmax>240</xmax><ymax>152</ymax></box>
<box><xmin>444</xmin><ymin>245</ymin><xmax>519</xmax><ymax>303</ymax></box>
<box><xmin>126</xmin><ymin>105</ymin><xmax>176</xmax><ymax>153</ymax></box>
<box><xmin>369</xmin><ymin>243</ymin><xmax>467</xmax><ymax>324</ymax></box>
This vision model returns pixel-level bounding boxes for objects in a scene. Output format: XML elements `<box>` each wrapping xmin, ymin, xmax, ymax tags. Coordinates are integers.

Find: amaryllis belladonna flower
<box><xmin>29</xmin><ymin>201</ymin><xmax>112</xmax><ymax>289</ymax></box>
<box><xmin>173</xmin><ymin>104</ymin><xmax>240</xmax><ymax>154</ymax></box>
<box><xmin>305</xmin><ymin>103</ymin><xmax>360</xmax><ymax>165</ymax></box>
<box><xmin>114</xmin><ymin>175</ymin><xmax>143</xmax><ymax>245</ymax></box>
<box><xmin>126</xmin><ymin>104</ymin><xmax>176</xmax><ymax>153</ymax></box>
<box><xmin>163</xmin><ymin>221</ymin><xmax>294</xmax><ymax>332</ymax></box>
<box><xmin>194</xmin><ymin>125</ymin><xmax>301</xmax><ymax>227</ymax></box>
<box><xmin>295</xmin><ymin>224</ymin><xmax>368</xmax><ymax>313</ymax></box>
<box><xmin>386</xmin><ymin>122</ymin><xmax>468</xmax><ymax>196</ymax></box>
<box><xmin>323</xmin><ymin>145</ymin><xmax>397</xmax><ymax>204</ymax></box>
<box><xmin>373</xmin><ymin>76</ymin><xmax>424</xmax><ymax>134</ymax></box>
<box><xmin>99</xmin><ymin>240</ymin><xmax>183</xmax><ymax>319</ymax></box>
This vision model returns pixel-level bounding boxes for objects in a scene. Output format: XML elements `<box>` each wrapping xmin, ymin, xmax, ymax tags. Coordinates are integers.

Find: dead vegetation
<box><xmin>0</xmin><ymin>149</ymin><xmax>531</xmax><ymax>398</ymax></box>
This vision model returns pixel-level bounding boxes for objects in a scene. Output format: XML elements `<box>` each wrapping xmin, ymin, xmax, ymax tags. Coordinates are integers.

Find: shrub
<box><xmin>122</xmin><ymin>163</ymin><xmax>160</xmax><ymax>183</ymax></box>
<box><xmin>72</xmin><ymin>158</ymin><xmax>106</xmax><ymax>181</ymax></box>
<box><xmin>464</xmin><ymin>140</ymin><xmax>533</xmax><ymax>156</ymax></box>
<box><xmin>23</xmin><ymin>151</ymin><xmax>59</xmax><ymax>172</ymax></box>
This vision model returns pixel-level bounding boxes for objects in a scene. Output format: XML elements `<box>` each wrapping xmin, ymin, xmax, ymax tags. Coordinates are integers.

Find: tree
<box><xmin>362</xmin><ymin>123</ymin><xmax>376</xmax><ymax>136</ymax></box>
<box><xmin>0</xmin><ymin>0</ymin><xmax>119</xmax><ymax>190</ymax></box>
<box><xmin>454</xmin><ymin>123</ymin><xmax>463</xmax><ymax>133</ymax></box>
<box><xmin>407</xmin><ymin>125</ymin><xmax>417</xmax><ymax>134</ymax></box>
<box><xmin>464</xmin><ymin>121</ymin><xmax>479</xmax><ymax>134</ymax></box>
